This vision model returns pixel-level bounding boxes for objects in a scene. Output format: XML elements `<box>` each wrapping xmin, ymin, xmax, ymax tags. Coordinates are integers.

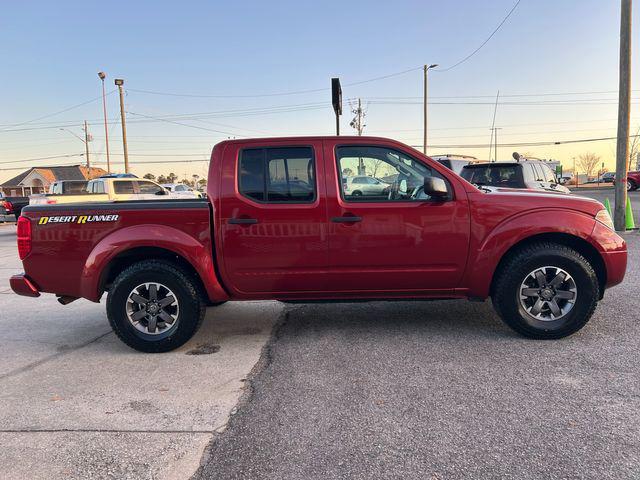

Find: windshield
<box><xmin>461</xmin><ymin>165</ymin><xmax>522</xmax><ymax>188</ymax></box>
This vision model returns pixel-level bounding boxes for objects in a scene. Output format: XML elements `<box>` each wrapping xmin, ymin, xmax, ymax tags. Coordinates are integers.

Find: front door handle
<box><xmin>331</xmin><ymin>216</ymin><xmax>362</xmax><ymax>223</ymax></box>
<box><xmin>228</xmin><ymin>218</ymin><xmax>258</xmax><ymax>225</ymax></box>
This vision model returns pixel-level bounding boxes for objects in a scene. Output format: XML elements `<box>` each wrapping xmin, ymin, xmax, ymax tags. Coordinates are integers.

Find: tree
<box><xmin>577</xmin><ymin>153</ymin><xmax>600</xmax><ymax>178</ymax></box>
<box><xmin>167</xmin><ymin>172</ymin><xmax>178</xmax><ymax>183</ymax></box>
<box><xmin>143</xmin><ymin>173</ymin><xmax>155</xmax><ymax>180</ymax></box>
<box><xmin>342</xmin><ymin>167</ymin><xmax>354</xmax><ymax>177</ymax></box>
<box><xmin>157</xmin><ymin>174</ymin><xmax>167</xmax><ymax>184</ymax></box>
<box><xmin>628</xmin><ymin>125</ymin><xmax>640</xmax><ymax>171</ymax></box>
<box><xmin>197</xmin><ymin>178</ymin><xmax>207</xmax><ymax>188</ymax></box>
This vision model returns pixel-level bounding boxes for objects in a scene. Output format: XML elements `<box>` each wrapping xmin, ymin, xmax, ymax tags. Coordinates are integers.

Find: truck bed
<box><xmin>19</xmin><ymin>199</ymin><xmax>214</xmax><ymax>301</ymax></box>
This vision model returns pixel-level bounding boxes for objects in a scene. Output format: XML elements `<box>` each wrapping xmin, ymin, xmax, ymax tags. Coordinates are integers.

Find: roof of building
<box><xmin>0</xmin><ymin>165</ymin><xmax>107</xmax><ymax>187</ymax></box>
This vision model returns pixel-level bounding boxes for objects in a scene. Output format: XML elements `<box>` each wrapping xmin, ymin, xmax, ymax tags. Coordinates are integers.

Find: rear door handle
<box><xmin>331</xmin><ymin>216</ymin><xmax>362</xmax><ymax>223</ymax></box>
<box><xmin>228</xmin><ymin>218</ymin><xmax>258</xmax><ymax>225</ymax></box>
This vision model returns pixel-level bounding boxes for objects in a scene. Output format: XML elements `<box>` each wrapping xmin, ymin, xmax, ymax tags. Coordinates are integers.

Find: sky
<box><xmin>1</xmin><ymin>0</ymin><xmax>639</xmax><ymax>183</ymax></box>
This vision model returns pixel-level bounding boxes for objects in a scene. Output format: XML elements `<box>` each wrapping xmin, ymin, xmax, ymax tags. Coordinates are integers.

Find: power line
<box><xmin>436</xmin><ymin>0</ymin><xmax>523</xmax><ymax>72</ymax></box>
<box><xmin>0</xmin><ymin>91</ymin><xmax>116</xmax><ymax>130</ymax></box>
<box><xmin>0</xmin><ymin>153</ymin><xmax>85</xmax><ymax>166</ymax></box>
<box><xmin>124</xmin><ymin>67</ymin><xmax>424</xmax><ymax>99</ymax></box>
<box><xmin>411</xmin><ymin>134</ymin><xmax>639</xmax><ymax>149</ymax></box>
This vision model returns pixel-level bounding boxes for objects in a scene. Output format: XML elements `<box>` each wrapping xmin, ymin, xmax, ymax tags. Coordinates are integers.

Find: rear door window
<box><xmin>239</xmin><ymin>147</ymin><xmax>316</xmax><ymax>203</ymax></box>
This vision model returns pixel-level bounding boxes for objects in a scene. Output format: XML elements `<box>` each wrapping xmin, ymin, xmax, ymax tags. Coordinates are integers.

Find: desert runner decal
<box><xmin>38</xmin><ymin>214</ymin><xmax>119</xmax><ymax>225</ymax></box>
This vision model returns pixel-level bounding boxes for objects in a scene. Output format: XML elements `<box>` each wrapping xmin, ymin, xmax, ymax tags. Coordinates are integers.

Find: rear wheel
<box><xmin>107</xmin><ymin>260</ymin><xmax>206</xmax><ymax>352</ymax></box>
<box><xmin>492</xmin><ymin>243</ymin><xmax>599</xmax><ymax>339</ymax></box>
<box><xmin>628</xmin><ymin>180</ymin><xmax>637</xmax><ymax>191</ymax></box>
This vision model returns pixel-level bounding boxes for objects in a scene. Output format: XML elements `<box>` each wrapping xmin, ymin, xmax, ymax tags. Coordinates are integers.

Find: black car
<box><xmin>460</xmin><ymin>161</ymin><xmax>571</xmax><ymax>194</ymax></box>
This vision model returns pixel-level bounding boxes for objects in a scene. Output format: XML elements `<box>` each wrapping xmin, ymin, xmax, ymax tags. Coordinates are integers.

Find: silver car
<box><xmin>343</xmin><ymin>176</ymin><xmax>390</xmax><ymax>197</ymax></box>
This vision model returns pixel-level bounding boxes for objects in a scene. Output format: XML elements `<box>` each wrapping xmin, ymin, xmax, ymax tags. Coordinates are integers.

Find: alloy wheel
<box><xmin>519</xmin><ymin>266</ymin><xmax>577</xmax><ymax>321</ymax></box>
<box><xmin>126</xmin><ymin>282</ymin><xmax>180</xmax><ymax>335</ymax></box>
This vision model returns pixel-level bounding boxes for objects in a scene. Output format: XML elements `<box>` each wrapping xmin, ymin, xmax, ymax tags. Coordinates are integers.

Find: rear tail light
<box><xmin>16</xmin><ymin>216</ymin><xmax>32</xmax><ymax>260</ymax></box>
<box><xmin>1</xmin><ymin>200</ymin><xmax>13</xmax><ymax>213</ymax></box>
<box><xmin>46</xmin><ymin>199</ymin><xmax>57</xmax><ymax>205</ymax></box>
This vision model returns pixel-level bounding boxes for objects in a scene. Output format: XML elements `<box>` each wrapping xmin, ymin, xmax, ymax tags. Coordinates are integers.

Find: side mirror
<box><xmin>424</xmin><ymin>177</ymin><xmax>449</xmax><ymax>200</ymax></box>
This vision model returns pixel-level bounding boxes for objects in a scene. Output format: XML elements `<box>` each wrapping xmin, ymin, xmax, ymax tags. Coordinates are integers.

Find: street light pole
<box><xmin>115</xmin><ymin>79</ymin><xmax>129</xmax><ymax>174</ymax></box>
<box><xmin>98</xmin><ymin>72</ymin><xmax>111</xmax><ymax>173</ymax></box>
<box><xmin>423</xmin><ymin>64</ymin><xmax>438</xmax><ymax>155</ymax></box>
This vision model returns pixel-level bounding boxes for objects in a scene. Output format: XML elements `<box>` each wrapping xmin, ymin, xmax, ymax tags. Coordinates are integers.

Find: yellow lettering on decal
<box><xmin>78</xmin><ymin>215</ymin><xmax>88</xmax><ymax>224</ymax></box>
<box><xmin>38</xmin><ymin>217</ymin><xmax>48</xmax><ymax>225</ymax></box>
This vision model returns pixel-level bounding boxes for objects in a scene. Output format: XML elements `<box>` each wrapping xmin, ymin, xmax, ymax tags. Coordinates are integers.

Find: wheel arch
<box><xmin>79</xmin><ymin>224</ymin><xmax>229</xmax><ymax>304</ymax></box>
<box><xmin>99</xmin><ymin>246</ymin><xmax>210</xmax><ymax>302</ymax></box>
<box><xmin>489</xmin><ymin>232</ymin><xmax>606</xmax><ymax>299</ymax></box>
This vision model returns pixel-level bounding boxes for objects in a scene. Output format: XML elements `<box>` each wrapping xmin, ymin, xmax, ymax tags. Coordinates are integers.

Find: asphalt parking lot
<box><xmin>195</xmin><ymin>233</ymin><xmax>639</xmax><ymax>480</ymax></box>
<box><xmin>0</xmin><ymin>189</ymin><xmax>638</xmax><ymax>479</ymax></box>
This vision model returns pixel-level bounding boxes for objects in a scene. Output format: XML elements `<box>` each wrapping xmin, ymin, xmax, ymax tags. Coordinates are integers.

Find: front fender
<box><xmin>79</xmin><ymin>224</ymin><xmax>228</xmax><ymax>303</ymax></box>
<box><xmin>464</xmin><ymin>209</ymin><xmax>597</xmax><ymax>299</ymax></box>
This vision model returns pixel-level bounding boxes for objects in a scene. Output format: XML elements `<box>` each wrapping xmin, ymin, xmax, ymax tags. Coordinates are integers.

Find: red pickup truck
<box><xmin>11</xmin><ymin>137</ymin><xmax>627</xmax><ymax>352</ymax></box>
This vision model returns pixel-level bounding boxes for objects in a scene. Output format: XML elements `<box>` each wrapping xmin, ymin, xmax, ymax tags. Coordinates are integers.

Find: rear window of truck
<box><xmin>239</xmin><ymin>147</ymin><xmax>316</xmax><ymax>203</ymax></box>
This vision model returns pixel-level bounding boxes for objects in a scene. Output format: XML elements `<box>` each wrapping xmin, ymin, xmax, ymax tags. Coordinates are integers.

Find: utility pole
<box><xmin>614</xmin><ymin>0</ymin><xmax>632</xmax><ymax>231</ymax></box>
<box><xmin>115</xmin><ymin>79</ymin><xmax>130</xmax><ymax>173</ymax></box>
<box><xmin>98</xmin><ymin>72</ymin><xmax>111</xmax><ymax>173</ymax></box>
<box><xmin>349</xmin><ymin>98</ymin><xmax>366</xmax><ymax>136</ymax></box>
<box><xmin>423</xmin><ymin>64</ymin><xmax>438</xmax><ymax>155</ymax></box>
<box><xmin>83</xmin><ymin>121</ymin><xmax>90</xmax><ymax>168</ymax></box>
<box><xmin>350</xmin><ymin>99</ymin><xmax>367</xmax><ymax>175</ymax></box>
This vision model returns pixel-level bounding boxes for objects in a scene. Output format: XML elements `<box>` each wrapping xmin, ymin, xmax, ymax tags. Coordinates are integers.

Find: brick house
<box><xmin>0</xmin><ymin>165</ymin><xmax>107</xmax><ymax>196</ymax></box>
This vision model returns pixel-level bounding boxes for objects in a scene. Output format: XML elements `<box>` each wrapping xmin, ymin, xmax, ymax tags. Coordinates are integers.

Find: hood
<box><xmin>468</xmin><ymin>185</ymin><xmax>603</xmax><ymax>217</ymax></box>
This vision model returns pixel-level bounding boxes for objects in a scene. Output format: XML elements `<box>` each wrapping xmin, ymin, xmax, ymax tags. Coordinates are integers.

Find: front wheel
<box><xmin>492</xmin><ymin>243</ymin><xmax>600</xmax><ymax>339</ymax></box>
<box><xmin>107</xmin><ymin>260</ymin><xmax>206</xmax><ymax>352</ymax></box>
<box><xmin>628</xmin><ymin>180</ymin><xmax>637</xmax><ymax>191</ymax></box>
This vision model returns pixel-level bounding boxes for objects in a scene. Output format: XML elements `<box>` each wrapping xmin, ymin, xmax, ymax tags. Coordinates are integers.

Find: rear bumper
<box><xmin>10</xmin><ymin>274</ymin><xmax>40</xmax><ymax>297</ymax></box>
<box><xmin>0</xmin><ymin>214</ymin><xmax>16</xmax><ymax>223</ymax></box>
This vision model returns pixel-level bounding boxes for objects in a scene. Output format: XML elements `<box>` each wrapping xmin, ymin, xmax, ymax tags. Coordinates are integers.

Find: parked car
<box><xmin>615</xmin><ymin>171</ymin><xmax>640</xmax><ymax>191</ymax></box>
<box><xmin>0</xmin><ymin>193</ymin><xmax>29</xmax><ymax>222</ymax></box>
<box><xmin>460</xmin><ymin>160</ymin><xmax>571</xmax><ymax>194</ymax></box>
<box><xmin>12</xmin><ymin>136</ymin><xmax>626</xmax><ymax>352</ymax></box>
<box><xmin>585</xmin><ymin>172</ymin><xmax>615</xmax><ymax>184</ymax></box>
<box><xmin>162</xmin><ymin>183</ymin><xmax>203</xmax><ymax>198</ymax></box>
<box><xmin>431</xmin><ymin>155</ymin><xmax>476</xmax><ymax>175</ymax></box>
<box><xmin>29</xmin><ymin>177</ymin><xmax>181</xmax><ymax>205</ymax></box>
<box><xmin>343</xmin><ymin>176</ymin><xmax>390</xmax><ymax>197</ymax></box>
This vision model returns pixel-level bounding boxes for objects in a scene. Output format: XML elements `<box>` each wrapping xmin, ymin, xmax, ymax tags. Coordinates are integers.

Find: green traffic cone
<box><xmin>626</xmin><ymin>196</ymin><xmax>636</xmax><ymax>230</ymax></box>
<box><xmin>604</xmin><ymin>197</ymin><xmax>612</xmax><ymax>216</ymax></box>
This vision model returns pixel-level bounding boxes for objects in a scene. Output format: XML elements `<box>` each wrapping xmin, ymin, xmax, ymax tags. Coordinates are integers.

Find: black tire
<box><xmin>107</xmin><ymin>260</ymin><xmax>206</xmax><ymax>352</ymax></box>
<box><xmin>628</xmin><ymin>180</ymin><xmax>638</xmax><ymax>191</ymax></box>
<box><xmin>492</xmin><ymin>242</ymin><xmax>599</xmax><ymax>339</ymax></box>
<box><xmin>352</xmin><ymin>190</ymin><xmax>363</xmax><ymax>196</ymax></box>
